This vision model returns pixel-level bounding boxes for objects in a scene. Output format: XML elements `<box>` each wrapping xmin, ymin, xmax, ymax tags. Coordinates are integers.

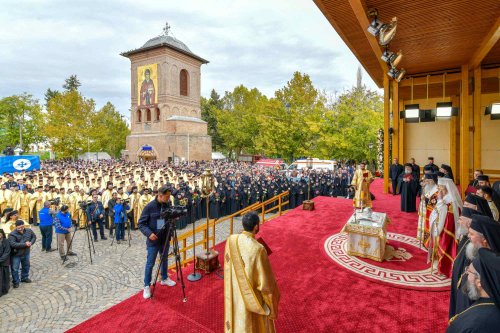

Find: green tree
<box><xmin>0</xmin><ymin>93</ymin><xmax>45</xmax><ymax>151</ymax></box>
<box><xmin>201</xmin><ymin>89</ymin><xmax>224</xmax><ymax>151</ymax></box>
<box><xmin>256</xmin><ymin>72</ymin><xmax>326</xmax><ymax>161</ymax></box>
<box><xmin>63</xmin><ymin>75</ymin><xmax>81</xmax><ymax>92</ymax></box>
<box><xmin>44</xmin><ymin>88</ymin><xmax>60</xmax><ymax>106</ymax></box>
<box><xmin>216</xmin><ymin>85</ymin><xmax>266</xmax><ymax>158</ymax></box>
<box><xmin>45</xmin><ymin>90</ymin><xmax>95</xmax><ymax>158</ymax></box>
<box><xmin>317</xmin><ymin>86</ymin><xmax>383</xmax><ymax>162</ymax></box>
<box><xmin>90</xmin><ymin>102</ymin><xmax>130</xmax><ymax>157</ymax></box>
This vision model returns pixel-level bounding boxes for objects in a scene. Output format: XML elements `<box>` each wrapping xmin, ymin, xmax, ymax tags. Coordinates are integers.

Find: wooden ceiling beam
<box><xmin>469</xmin><ymin>16</ymin><xmax>500</xmax><ymax>69</ymax></box>
<box><xmin>399</xmin><ymin>73</ymin><xmax>461</xmax><ymax>87</ymax></box>
<box><xmin>348</xmin><ymin>0</ymin><xmax>388</xmax><ymax>74</ymax></box>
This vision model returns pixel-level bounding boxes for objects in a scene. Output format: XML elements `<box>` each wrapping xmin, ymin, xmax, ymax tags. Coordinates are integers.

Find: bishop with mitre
<box><xmin>224</xmin><ymin>212</ymin><xmax>280</xmax><ymax>333</ymax></box>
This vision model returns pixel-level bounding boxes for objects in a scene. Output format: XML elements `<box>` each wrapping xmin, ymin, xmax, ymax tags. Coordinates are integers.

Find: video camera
<box><xmin>78</xmin><ymin>200</ymin><xmax>92</xmax><ymax>209</ymax></box>
<box><xmin>49</xmin><ymin>197</ymin><xmax>61</xmax><ymax>206</ymax></box>
<box><xmin>122</xmin><ymin>198</ymin><xmax>130</xmax><ymax>205</ymax></box>
<box><xmin>160</xmin><ymin>205</ymin><xmax>188</xmax><ymax>220</ymax></box>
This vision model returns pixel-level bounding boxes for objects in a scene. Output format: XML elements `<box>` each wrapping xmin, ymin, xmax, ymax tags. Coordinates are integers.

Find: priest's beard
<box><xmin>464</xmin><ymin>278</ymin><xmax>481</xmax><ymax>301</ymax></box>
<box><xmin>465</xmin><ymin>242</ymin><xmax>480</xmax><ymax>260</ymax></box>
<box><xmin>456</xmin><ymin>226</ymin><xmax>468</xmax><ymax>239</ymax></box>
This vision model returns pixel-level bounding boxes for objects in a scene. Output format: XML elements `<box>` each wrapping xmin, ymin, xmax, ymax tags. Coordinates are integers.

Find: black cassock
<box><xmin>399</xmin><ymin>174</ymin><xmax>418</xmax><ymax>212</ymax></box>
<box><xmin>447</xmin><ymin>298</ymin><xmax>500</xmax><ymax>333</ymax></box>
<box><xmin>449</xmin><ymin>237</ymin><xmax>472</xmax><ymax>319</ymax></box>
<box><xmin>0</xmin><ymin>238</ymin><xmax>10</xmax><ymax>296</ymax></box>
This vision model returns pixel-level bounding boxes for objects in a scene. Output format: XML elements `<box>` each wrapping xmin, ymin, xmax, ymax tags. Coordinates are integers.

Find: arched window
<box><xmin>146</xmin><ymin>109</ymin><xmax>151</xmax><ymax>122</ymax></box>
<box><xmin>180</xmin><ymin>69</ymin><xmax>189</xmax><ymax>96</ymax></box>
<box><xmin>155</xmin><ymin>108</ymin><xmax>161</xmax><ymax>121</ymax></box>
<box><xmin>137</xmin><ymin>110</ymin><xmax>142</xmax><ymax>122</ymax></box>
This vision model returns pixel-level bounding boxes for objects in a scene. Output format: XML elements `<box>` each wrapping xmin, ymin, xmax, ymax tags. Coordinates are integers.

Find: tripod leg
<box><xmin>62</xmin><ymin>227</ymin><xmax>78</xmax><ymax>265</ymax></box>
<box><xmin>173</xmin><ymin>227</ymin><xmax>187</xmax><ymax>302</ymax></box>
<box><xmin>150</xmin><ymin>228</ymin><xmax>172</xmax><ymax>300</ymax></box>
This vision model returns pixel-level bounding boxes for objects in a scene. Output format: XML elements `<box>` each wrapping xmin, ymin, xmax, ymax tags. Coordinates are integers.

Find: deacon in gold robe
<box><xmin>19</xmin><ymin>188</ymin><xmax>32</xmax><ymax>223</ymax></box>
<box><xmin>351</xmin><ymin>162</ymin><xmax>374</xmax><ymax>209</ymax></box>
<box><xmin>224</xmin><ymin>212</ymin><xmax>280</xmax><ymax>333</ymax></box>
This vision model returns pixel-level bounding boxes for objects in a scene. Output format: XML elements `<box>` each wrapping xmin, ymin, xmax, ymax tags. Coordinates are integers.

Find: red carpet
<box><xmin>68</xmin><ymin>179</ymin><xmax>449</xmax><ymax>333</ymax></box>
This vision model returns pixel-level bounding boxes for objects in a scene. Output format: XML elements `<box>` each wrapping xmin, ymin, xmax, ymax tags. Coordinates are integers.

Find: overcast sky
<box><xmin>0</xmin><ymin>0</ymin><xmax>378</xmax><ymax>117</ymax></box>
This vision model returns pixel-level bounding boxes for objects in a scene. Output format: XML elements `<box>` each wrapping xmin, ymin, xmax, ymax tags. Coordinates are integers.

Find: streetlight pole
<box><xmin>19</xmin><ymin>110</ymin><xmax>25</xmax><ymax>151</ymax></box>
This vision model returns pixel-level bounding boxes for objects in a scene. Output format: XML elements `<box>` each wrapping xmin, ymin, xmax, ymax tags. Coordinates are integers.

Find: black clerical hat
<box><xmin>424</xmin><ymin>173</ymin><xmax>437</xmax><ymax>183</ymax></box>
<box><xmin>423</xmin><ymin>165</ymin><xmax>433</xmax><ymax>172</ymax></box>
<box><xmin>470</xmin><ymin>215</ymin><xmax>500</xmax><ymax>252</ymax></box>
<box><xmin>465</xmin><ymin>193</ymin><xmax>493</xmax><ymax>218</ymax></box>
<box><xmin>476</xmin><ymin>248</ymin><xmax>500</xmax><ymax>308</ymax></box>
<box><xmin>404</xmin><ymin>163</ymin><xmax>412</xmax><ymax>167</ymax></box>
<box><xmin>461</xmin><ymin>207</ymin><xmax>477</xmax><ymax>218</ymax></box>
<box><xmin>477</xmin><ymin>175</ymin><xmax>489</xmax><ymax>182</ymax></box>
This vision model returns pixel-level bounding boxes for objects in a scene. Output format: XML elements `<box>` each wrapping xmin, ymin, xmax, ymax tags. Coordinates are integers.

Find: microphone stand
<box><xmin>187</xmin><ymin>196</ymin><xmax>202</xmax><ymax>282</ymax></box>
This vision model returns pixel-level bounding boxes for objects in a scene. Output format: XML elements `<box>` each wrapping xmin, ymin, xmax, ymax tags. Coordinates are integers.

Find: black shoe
<box><xmin>21</xmin><ymin>278</ymin><xmax>32</xmax><ymax>283</ymax></box>
<box><xmin>47</xmin><ymin>248</ymin><xmax>56</xmax><ymax>252</ymax></box>
<box><xmin>94</xmin><ymin>238</ymin><xmax>98</xmax><ymax>242</ymax></box>
<box><xmin>13</xmin><ymin>284</ymin><xmax>19</xmax><ymax>288</ymax></box>
<box><xmin>101</xmin><ymin>236</ymin><xmax>108</xmax><ymax>240</ymax></box>
<box><xmin>67</xmin><ymin>252</ymin><xmax>77</xmax><ymax>256</ymax></box>
<box><xmin>41</xmin><ymin>248</ymin><xmax>46</xmax><ymax>252</ymax></box>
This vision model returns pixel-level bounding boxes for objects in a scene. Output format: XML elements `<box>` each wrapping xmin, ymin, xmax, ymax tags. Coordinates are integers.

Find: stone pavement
<box><xmin>0</xmin><ymin>210</ymin><xmax>280</xmax><ymax>333</ymax></box>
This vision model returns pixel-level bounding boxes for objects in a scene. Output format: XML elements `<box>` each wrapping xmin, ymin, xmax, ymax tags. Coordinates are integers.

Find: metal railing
<box><xmin>168</xmin><ymin>191</ymin><xmax>290</xmax><ymax>269</ymax></box>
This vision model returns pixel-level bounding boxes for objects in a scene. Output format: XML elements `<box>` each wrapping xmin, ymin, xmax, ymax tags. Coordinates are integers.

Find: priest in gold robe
<box><xmin>351</xmin><ymin>162</ymin><xmax>374</xmax><ymax>209</ymax></box>
<box><xmin>224</xmin><ymin>212</ymin><xmax>280</xmax><ymax>333</ymax></box>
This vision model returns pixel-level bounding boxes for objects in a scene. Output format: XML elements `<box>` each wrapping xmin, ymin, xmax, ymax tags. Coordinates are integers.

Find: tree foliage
<box><xmin>208</xmin><ymin>72</ymin><xmax>383</xmax><ymax>163</ymax></box>
<box><xmin>0</xmin><ymin>93</ymin><xmax>45</xmax><ymax>150</ymax></box>
<box><xmin>201</xmin><ymin>89</ymin><xmax>224</xmax><ymax>151</ymax></box>
<box><xmin>63</xmin><ymin>75</ymin><xmax>81</xmax><ymax>92</ymax></box>
<box><xmin>91</xmin><ymin>102</ymin><xmax>130</xmax><ymax>158</ymax></box>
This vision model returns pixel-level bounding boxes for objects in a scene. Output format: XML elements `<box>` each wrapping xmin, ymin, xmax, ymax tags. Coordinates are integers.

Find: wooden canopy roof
<box><xmin>314</xmin><ymin>0</ymin><xmax>500</xmax><ymax>88</ymax></box>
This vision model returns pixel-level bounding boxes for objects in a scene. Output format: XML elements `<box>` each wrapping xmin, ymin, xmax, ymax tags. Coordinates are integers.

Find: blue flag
<box><xmin>0</xmin><ymin>155</ymin><xmax>41</xmax><ymax>173</ymax></box>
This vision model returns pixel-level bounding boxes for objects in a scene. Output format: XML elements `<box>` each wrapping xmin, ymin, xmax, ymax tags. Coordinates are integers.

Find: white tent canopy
<box><xmin>78</xmin><ymin>152</ymin><xmax>112</xmax><ymax>161</ymax></box>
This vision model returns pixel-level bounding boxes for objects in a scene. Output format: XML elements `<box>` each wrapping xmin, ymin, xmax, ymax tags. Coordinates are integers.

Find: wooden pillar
<box><xmin>473</xmin><ymin>67</ymin><xmax>482</xmax><ymax>171</ymax></box>
<box><xmin>392</xmin><ymin>81</ymin><xmax>400</xmax><ymax>160</ymax></box>
<box><xmin>450</xmin><ymin>95</ymin><xmax>459</xmax><ymax>180</ymax></box>
<box><xmin>383</xmin><ymin>76</ymin><xmax>390</xmax><ymax>193</ymax></box>
<box><xmin>460</xmin><ymin>65</ymin><xmax>470</xmax><ymax>197</ymax></box>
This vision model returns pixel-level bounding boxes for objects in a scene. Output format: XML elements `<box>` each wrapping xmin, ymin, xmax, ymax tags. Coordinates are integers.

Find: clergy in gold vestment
<box><xmin>224</xmin><ymin>212</ymin><xmax>280</xmax><ymax>333</ymax></box>
<box><xmin>351</xmin><ymin>162</ymin><xmax>374</xmax><ymax>209</ymax></box>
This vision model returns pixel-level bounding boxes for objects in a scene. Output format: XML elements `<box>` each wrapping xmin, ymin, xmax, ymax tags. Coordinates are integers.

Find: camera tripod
<box><xmin>150</xmin><ymin>219</ymin><xmax>187</xmax><ymax>302</ymax></box>
<box><xmin>110</xmin><ymin>219</ymin><xmax>132</xmax><ymax>247</ymax></box>
<box><xmin>62</xmin><ymin>213</ymin><xmax>96</xmax><ymax>265</ymax></box>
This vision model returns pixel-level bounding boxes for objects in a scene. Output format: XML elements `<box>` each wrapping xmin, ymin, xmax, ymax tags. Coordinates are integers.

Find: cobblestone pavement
<box><xmin>0</xmin><ymin>210</ymin><xmax>281</xmax><ymax>333</ymax></box>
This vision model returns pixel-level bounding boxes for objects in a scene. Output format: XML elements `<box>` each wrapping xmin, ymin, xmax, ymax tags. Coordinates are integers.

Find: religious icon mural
<box><xmin>137</xmin><ymin>64</ymin><xmax>158</xmax><ymax>106</ymax></box>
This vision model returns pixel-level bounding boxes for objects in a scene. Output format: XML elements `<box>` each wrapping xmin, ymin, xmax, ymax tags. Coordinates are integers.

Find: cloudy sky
<box><xmin>0</xmin><ymin>0</ymin><xmax>378</xmax><ymax>117</ymax></box>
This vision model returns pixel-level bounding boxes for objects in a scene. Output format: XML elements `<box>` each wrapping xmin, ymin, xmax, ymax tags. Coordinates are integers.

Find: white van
<box><xmin>287</xmin><ymin>158</ymin><xmax>336</xmax><ymax>171</ymax></box>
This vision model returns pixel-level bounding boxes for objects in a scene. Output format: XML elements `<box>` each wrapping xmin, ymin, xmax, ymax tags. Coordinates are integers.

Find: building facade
<box><xmin>121</xmin><ymin>27</ymin><xmax>212</xmax><ymax>162</ymax></box>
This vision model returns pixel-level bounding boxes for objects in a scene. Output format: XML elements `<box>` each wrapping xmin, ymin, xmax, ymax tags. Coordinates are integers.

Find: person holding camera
<box><xmin>113</xmin><ymin>197</ymin><xmax>129</xmax><ymax>244</ymax></box>
<box><xmin>86</xmin><ymin>194</ymin><xmax>107</xmax><ymax>242</ymax></box>
<box><xmin>38</xmin><ymin>201</ymin><xmax>56</xmax><ymax>252</ymax></box>
<box><xmin>138</xmin><ymin>185</ymin><xmax>176</xmax><ymax>299</ymax></box>
<box><xmin>8</xmin><ymin>213</ymin><xmax>36</xmax><ymax>288</ymax></box>
<box><xmin>54</xmin><ymin>205</ymin><xmax>76</xmax><ymax>259</ymax></box>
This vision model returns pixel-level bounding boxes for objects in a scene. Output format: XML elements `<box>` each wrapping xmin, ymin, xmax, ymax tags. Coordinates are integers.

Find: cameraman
<box><xmin>54</xmin><ymin>205</ymin><xmax>76</xmax><ymax>259</ymax></box>
<box><xmin>113</xmin><ymin>197</ymin><xmax>129</xmax><ymax>244</ymax></box>
<box><xmin>38</xmin><ymin>201</ymin><xmax>56</xmax><ymax>252</ymax></box>
<box><xmin>86</xmin><ymin>194</ymin><xmax>107</xmax><ymax>242</ymax></box>
<box><xmin>138</xmin><ymin>185</ymin><xmax>176</xmax><ymax>299</ymax></box>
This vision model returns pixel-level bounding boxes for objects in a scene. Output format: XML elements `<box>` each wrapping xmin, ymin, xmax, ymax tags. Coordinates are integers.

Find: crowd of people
<box><xmin>1</xmin><ymin>155</ymin><xmax>499</xmax><ymax>331</ymax></box>
<box><xmin>0</xmin><ymin>158</ymin><xmax>358</xmax><ymax>297</ymax></box>
<box><xmin>385</xmin><ymin>155</ymin><xmax>500</xmax><ymax>331</ymax></box>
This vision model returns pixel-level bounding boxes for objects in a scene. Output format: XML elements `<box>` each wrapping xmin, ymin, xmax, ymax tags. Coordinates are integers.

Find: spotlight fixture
<box><xmin>379</xmin><ymin>17</ymin><xmax>398</xmax><ymax>46</ymax></box>
<box><xmin>387</xmin><ymin>67</ymin><xmax>406</xmax><ymax>82</ymax></box>
<box><xmin>485</xmin><ymin>103</ymin><xmax>500</xmax><ymax>120</ymax></box>
<box><xmin>381</xmin><ymin>49</ymin><xmax>403</xmax><ymax>67</ymax></box>
<box><xmin>367</xmin><ymin>9</ymin><xmax>384</xmax><ymax>36</ymax></box>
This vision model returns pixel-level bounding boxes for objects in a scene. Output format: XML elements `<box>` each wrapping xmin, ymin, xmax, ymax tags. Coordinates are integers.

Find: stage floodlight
<box><xmin>435</xmin><ymin>102</ymin><xmax>458</xmax><ymax>117</ymax></box>
<box><xmin>379</xmin><ymin>17</ymin><xmax>397</xmax><ymax>46</ymax></box>
<box><xmin>485</xmin><ymin>102</ymin><xmax>500</xmax><ymax>120</ymax></box>
<box><xmin>381</xmin><ymin>49</ymin><xmax>403</xmax><ymax>68</ymax></box>
<box><xmin>367</xmin><ymin>16</ymin><xmax>384</xmax><ymax>36</ymax></box>
<box><xmin>387</xmin><ymin>67</ymin><xmax>406</xmax><ymax>82</ymax></box>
